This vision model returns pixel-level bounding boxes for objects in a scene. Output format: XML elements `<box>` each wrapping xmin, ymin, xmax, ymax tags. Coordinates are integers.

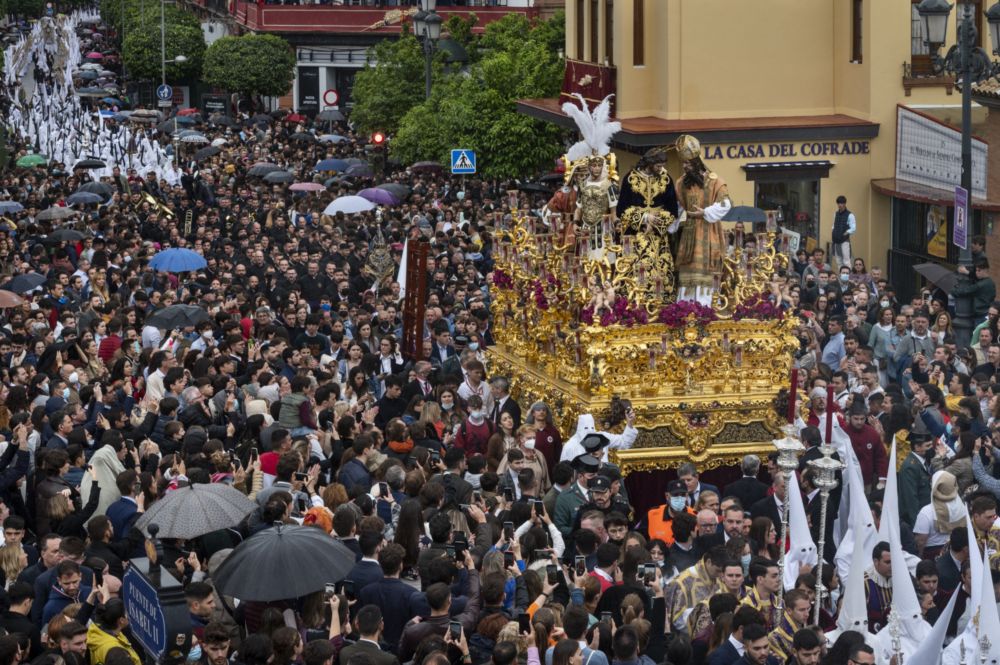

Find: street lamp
<box><xmin>916</xmin><ymin>0</ymin><xmax>1000</xmax><ymax>344</ymax></box>
<box><xmin>413</xmin><ymin>0</ymin><xmax>442</xmax><ymax>100</ymax></box>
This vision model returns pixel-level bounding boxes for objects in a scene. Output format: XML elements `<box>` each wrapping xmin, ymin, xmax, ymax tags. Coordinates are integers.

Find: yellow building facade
<box><xmin>519</xmin><ymin>0</ymin><xmax>1000</xmax><ymax>296</ymax></box>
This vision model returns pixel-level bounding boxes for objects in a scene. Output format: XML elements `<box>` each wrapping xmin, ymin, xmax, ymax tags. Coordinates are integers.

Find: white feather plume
<box><xmin>561</xmin><ymin>93</ymin><xmax>620</xmax><ymax>160</ymax></box>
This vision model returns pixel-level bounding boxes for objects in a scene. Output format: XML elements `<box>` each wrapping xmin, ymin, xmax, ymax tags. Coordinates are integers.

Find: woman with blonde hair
<box><xmin>0</xmin><ymin>544</ymin><xmax>27</xmax><ymax>589</ymax></box>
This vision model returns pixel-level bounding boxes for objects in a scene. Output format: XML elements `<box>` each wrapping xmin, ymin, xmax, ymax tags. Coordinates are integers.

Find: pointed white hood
<box><xmin>559</xmin><ymin>413</ymin><xmax>638</xmax><ymax>464</ymax></box>
<box><xmin>783</xmin><ymin>470</ymin><xmax>817</xmax><ymax>590</ymax></box>
<box><xmin>908</xmin><ymin>585</ymin><xmax>959</xmax><ymax>665</ymax></box>
<box><xmin>836</xmin><ymin>441</ymin><xmax>874</xmax><ymax>635</ymax></box>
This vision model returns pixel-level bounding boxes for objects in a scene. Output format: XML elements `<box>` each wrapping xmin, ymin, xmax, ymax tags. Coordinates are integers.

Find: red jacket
<box><xmin>453</xmin><ymin>418</ymin><xmax>493</xmax><ymax>457</ymax></box>
<box><xmin>845</xmin><ymin>423</ymin><xmax>889</xmax><ymax>486</ymax></box>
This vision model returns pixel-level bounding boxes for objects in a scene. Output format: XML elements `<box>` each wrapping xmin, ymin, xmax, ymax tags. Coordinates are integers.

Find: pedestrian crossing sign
<box><xmin>451</xmin><ymin>149</ymin><xmax>476</xmax><ymax>174</ymax></box>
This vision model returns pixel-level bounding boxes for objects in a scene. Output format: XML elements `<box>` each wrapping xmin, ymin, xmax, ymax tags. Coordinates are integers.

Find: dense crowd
<box><xmin>0</xmin><ymin>8</ymin><xmax>999</xmax><ymax>665</ymax></box>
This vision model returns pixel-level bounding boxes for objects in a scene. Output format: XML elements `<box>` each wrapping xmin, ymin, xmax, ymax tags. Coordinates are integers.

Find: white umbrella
<box><xmin>324</xmin><ymin>195</ymin><xmax>375</xmax><ymax>215</ymax></box>
<box><xmin>180</xmin><ymin>134</ymin><xmax>209</xmax><ymax>144</ymax></box>
<box><xmin>211</xmin><ymin>138</ymin><xmax>227</xmax><ymax>147</ymax></box>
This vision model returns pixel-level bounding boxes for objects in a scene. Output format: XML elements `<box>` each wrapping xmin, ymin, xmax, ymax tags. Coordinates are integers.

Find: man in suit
<box><xmin>488</xmin><ymin>377</ymin><xmax>521</xmax><ymax>430</ymax></box>
<box><xmin>339</xmin><ymin>605</ymin><xmax>400</xmax><ymax>665</ymax></box>
<box><xmin>429</xmin><ymin>323</ymin><xmax>456</xmax><ymax>369</ymax></box>
<box><xmin>936</xmin><ymin>525</ymin><xmax>969</xmax><ymax>595</ymax></box>
<box><xmin>706</xmin><ymin>605</ymin><xmax>765</xmax><ymax>665</ymax></box>
<box><xmin>724</xmin><ymin>454</ymin><xmax>768</xmax><ymax>515</ymax></box>
<box><xmin>105</xmin><ymin>470</ymin><xmax>142</xmax><ymax>541</ymax></box>
<box><xmin>358</xmin><ymin>544</ymin><xmax>417</xmax><ymax>654</ymax></box>
<box><xmin>898</xmin><ymin>433</ymin><xmax>933</xmax><ymax>527</ymax></box>
<box><xmin>678</xmin><ymin>462</ymin><xmax>720</xmax><ymax>508</ymax></box>
<box><xmin>402</xmin><ymin>361</ymin><xmax>435</xmax><ymax>404</ymax></box>
<box><xmin>346</xmin><ymin>530</ymin><xmax>385</xmax><ymax>591</ymax></box>
<box><xmin>732</xmin><ymin>623</ymin><xmax>779</xmax><ymax>665</ymax></box>
<box><xmin>748</xmin><ymin>474</ymin><xmax>784</xmax><ymax>526</ymax></box>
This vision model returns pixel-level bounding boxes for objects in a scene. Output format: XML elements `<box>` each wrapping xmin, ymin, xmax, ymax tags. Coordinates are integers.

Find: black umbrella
<box><xmin>251</xmin><ymin>113</ymin><xmax>271</xmax><ymax>123</ymax></box>
<box><xmin>135</xmin><ymin>483</ymin><xmax>256</xmax><ymax>539</ymax></box>
<box><xmin>518</xmin><ymin>182</ymin><xmax>553</xmax><ymax>194</ymax></box>
<box><xmin>317</xmin><ymin>109</ymin><xmax>344</xmax><ymax>122</ymax></box>
<box><xmin>212</xmin><ymin>524</ymin><xmax>356</xmax><ymax>601</ymax></box>
<box><xmin>346</xmin><ymin>164</ymin><xmax>373</xmax><ymax>178</ymax></box>
<box><xmin>247</xmin><ymin>163</ymin><xmax>282</xmax><ymax>177</ymax></box>
<box><xmin>144</xmin><ymin>304</ymin><xmax>211</xmax><ymax>329</ymax></box>
<box><xmin>540</xmin><ymin>172</ymin><xmax>565</xmax><ymax>183</ymax></box>
<box><xmin>914</xmin><ymin>262</ymin><xmax>959</xmax><ymax>294</ymax></box>
<box><xmin>376</xmin><ymin>183</ymin><xmax>411</xmax><ymax>200</ymax></box>
<box><xmin>210</xmin><ymin>116</ymin><xmax>235</xmax><ymax>127</ymax></box>
<box><xmin>47</xmin><ymin>229</ymin><xmax>87</xmax><ymax>242</ymax></box>
<box><xmin>270</xmin><ymin>109</ymin><xmax>289</xmax><ymax>118</ymax></box>
<box><xmin>290</xmin><ymin>132</ymin><xmax>315</xmax><ymax>143</ymax></box>
<box><xmin>3</xmin><ymin>272</ymin><xmax>46</xmax><ymax>293</ymax></box>
<box><xmin>722</xmin><ymin>206</ymin><xmax>768</xmax><ymax>223</ymax></box>
<box><xmin>76</xmin><ymin>182</ymin><xmax>113</xmax><ymax>196</ymax></box>
<box><xmin>73</xmin><ymin>158</ymin><xmax>106</xmax><ymax>170</ymax></box>
<box><xmin>193</xmin><ymin>145</ymin><xmax>221</xmax><ymax>161</ymax></box>
<box><xmin>263</xmin><ymin>170</ymin><xmax>295</xmax><ymax>184</ymax></box>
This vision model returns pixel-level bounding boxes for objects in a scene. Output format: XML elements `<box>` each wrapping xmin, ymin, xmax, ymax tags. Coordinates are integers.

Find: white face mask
<box><xmin>523</xmin><ymin>439</ymin><xmax>535</xmax><ymax>449</ymax></box>
<box><xmin>202</xmin><ymin>330</ymin><xmax>213</xmax><ymax>340</ymax></box>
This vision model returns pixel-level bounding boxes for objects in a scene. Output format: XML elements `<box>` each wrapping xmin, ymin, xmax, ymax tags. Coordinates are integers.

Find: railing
<box><xmin>228</xmin><ymin>0</ymin><xmax>536</xmax><ymax>33</ymax></box>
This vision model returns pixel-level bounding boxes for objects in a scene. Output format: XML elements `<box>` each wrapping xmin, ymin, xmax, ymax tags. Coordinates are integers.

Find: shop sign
<box><xmin>702</xmin><ymin>141</ymin><xmax>870</xmax><ymax>161</ymax></box>
<box><xmin>895</xmin><ymin>106</ymin><xmax>987</xmax><ymax>199</ymax></box>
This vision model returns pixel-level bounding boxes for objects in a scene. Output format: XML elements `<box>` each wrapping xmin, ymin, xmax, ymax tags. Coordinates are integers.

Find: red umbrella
<box><xmin>177</xmin><ymin>108</ymin><xmax>200</xmax><ymax>116</ymax></box>
<box><xmin>289</xmin><ymin>182</ymin><xmax>325</xmax><ymax>192</ymax></box>
<box><xmin>284</xmin><ymin>113</ymin><xmax>306</xmax><ymax>124</ymax></box>
<box><xmin>85</xmin><ymin>51</ymin><xmax>103</xmax><ymax>59</ymax></box>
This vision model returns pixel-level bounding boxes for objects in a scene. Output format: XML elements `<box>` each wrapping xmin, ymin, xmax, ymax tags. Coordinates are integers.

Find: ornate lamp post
<box><xmin>773</xmin><ymin>424</ymin><xmax>804</xmax><ymax>611</ymax></box>
<box><xmin>412</xmin><ymin>0</ymin><xmax>442</xmax><ymax>100</ymax></box>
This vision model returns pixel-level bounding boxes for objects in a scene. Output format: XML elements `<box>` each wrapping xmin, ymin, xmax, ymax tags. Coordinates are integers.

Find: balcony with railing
<box><xmin>193</xmin><ymin>0</ymin><xmax>538</xmax><ymax>34</ymax></box>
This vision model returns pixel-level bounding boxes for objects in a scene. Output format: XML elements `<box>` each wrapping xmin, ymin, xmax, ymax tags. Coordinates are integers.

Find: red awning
<box><xmin>871</xmin><ymin>177</ymin><xmax>1000</xmax><ymax>212</ymax></box>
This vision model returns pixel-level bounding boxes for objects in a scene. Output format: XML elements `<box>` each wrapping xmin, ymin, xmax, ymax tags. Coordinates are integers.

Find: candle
<box><xmin>825</xmin><ymin>384</ymin><xmax>835</xmax><ymax>443</ymax></box>
<box><xmin>648</xmin><ymin>348</ymin><xmax>657</xmax><ymax>370</ymax></box>
<box><xmin>734</xmin><ymin>346</ymin><xmax>743</xmax><ymax>367</ymax></box>
<box><xmin>638</xmin><ymin>264</ymin><xmax>647</xmax><ymax>285</ymax></box>
<box><xmin>787</xmin><ymin>369</ymin><xmax>798</xmax><ymax>424</ymax></box>
<box><xmin>735</xmin><ymin>228</ymin><xmax>744</xmax><ymax>248</ymax></box>
<box><xmin>722</xmin><ymin>333</ymin><xmax>730</xmax><ymax>352</ymax></box>
<box><xmin>654</xmin><ymin>277</ymin><xmax>663</xmax><ymax>299</ymax></box>
<box><xmin>574</xmin><ymin>344</ymin><xmax>582</xmax><ymax>364</ymax></box>
<box><xmin>623</xmin><ymin>235</ymin><xmax>633</xmax><ymax>256</ymax></box>
<box><xmin>713</xmin><ymin>273</ymin><xmax>721</xmax><ymax>292</ymax></box>
<box><xmin>661</xmin><ymin>333</ymin><xmax>668</xmax><ymax>353</ymax></box>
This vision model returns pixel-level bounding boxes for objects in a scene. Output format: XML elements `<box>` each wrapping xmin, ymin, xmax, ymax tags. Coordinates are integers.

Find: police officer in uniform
<box><xmin>554</xmin><ymin>453</ymin><xmax>602</xmax><ymax>538</ymax></box>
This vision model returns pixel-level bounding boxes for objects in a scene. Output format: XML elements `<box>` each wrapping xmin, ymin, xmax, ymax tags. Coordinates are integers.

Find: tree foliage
<box><xmin>202</xmin><ymin>34</ymin><xmax>295</xmax><ymax>97</ymax></box>
<box><xmin>349</xmin><ymin>34</ymin><xmax>428</xmax><ymax>137</ymax></box>
<box><xmin>373</xmin><ymin>12</ymin><xmax>566</xmax><ymax>179</ymax></box>
<box><xmin>121</xmin><ymin>5</ymin><xmax>205</xmax><ymax>83</ymax></box>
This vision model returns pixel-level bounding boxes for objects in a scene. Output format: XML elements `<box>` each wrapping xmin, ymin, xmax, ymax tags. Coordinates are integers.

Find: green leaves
<box><xmin>351</xmin><ymin>12</ymin><xmax>567</xmax><ymax>179</ymax></box>
<box><xmin>203</xmin><ymin>34</ymin><xmax>295</xmax><ymax>97</ymax></box>
<box><xmin>120</xmin><ymin>4</ymin><xmax>205</xmax><ymax>83</ymax></box>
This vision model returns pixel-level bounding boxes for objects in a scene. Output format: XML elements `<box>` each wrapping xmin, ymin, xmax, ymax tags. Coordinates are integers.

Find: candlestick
<box><xmin>825</xmin><ymin>384</ymin><xmax>834</xmax><ymax>443</ymax></box>
<box><xmin>648</xmin><ymin>348</ymin><xmax>657</xmax><ymax>370</ymax></box>
<box><xmin>574</xmin><ymin>343</ymin><xmax>582</xmax><ymax>364</ymax></box>
<box><xmin>638</xmin><ymin>264</ymin><xmax>647</xmax><ymax>286</ymax></box>
<box><xmin>654</xmin><ymin>277</ymin><xmax>663</xmax><ymax>299</ymax></box>
<box><xmin>722</xmin><ymin>333</ymin><xmax>730</xmax><ymax>353</ymax></box>
<box><xmin>661</xmin><ymin>333</ymin><xmax>668</xmax><ymax>353</ymax></box>
<box><xmin>773</xmin><ymin>424</ymin><xmax>804</xmax><ymax>611</ymax></box>
<box><xmin>787</xmin><ymin>369</ymin><xmax>798</xmax><ymax>424</ymax></box>
<box><xmin>713</xmin><ymin>273</ymin><xmax>721</xmax><ymax>292</ymax></box>
<box><xmin>734</xmin><ymin>346</ymin><xmax>743</xmax><ymax>367</ymax></box>
<box><xmin>623</xmin><ymin>235</ymin><xmax>633</xmax><ymax>256</ymax></box>
<box><xmin>809</xmin><ymin>442</ymin><xmax>843</xmax><ymax>625</ymax></box>
<box><xmin>735</xmin><ymin>228</ymin><xmax>743</xmax><ymax>249</ymax></box>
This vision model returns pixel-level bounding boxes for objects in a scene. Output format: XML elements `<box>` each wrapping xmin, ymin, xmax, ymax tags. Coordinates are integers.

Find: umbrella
<box><xmin>346</xmin><ymin>163</ymin><xmax>373</xmax><ymax>178</ymax></box>
<box><xmin>194</xmin><ymin>146</ymin><xmax>221</xmax><ymax>161</ymax></box>
<box><xmin>324</xmin><ymin>195</ymin><xmax>375</xmax><ymax>215</ymax></box>
<box><xmin>76</xmin><ymin>182</ymin><xmax>113</xmax><ymax>196</ymax></box>
<box><xmin>517</xmin><ymin>182</ymin><xmax>553</xmax><ymax>194</ymax></box>
<box><xmin>85</xmin><ymin>51</ymin><xmax>103</xmax><ymax>59</ymax></box>
<box><xmin>177</xmin><ymin>108</ymin><xmax>200</xmax><ymax>116</ymax></box>
<box><xmin>324</xmin><ymin>176</ymin><xmax>353</xmax><ymax>187</ymax></box>
<box><xmin>289</xmin><ymin>182</ymin><xmax>325</xmax><ymax>192</ymax></box>
<box><xmin>210</xmin><ymin>117</ymin><xmax>234</xmax><ymax>127</ymax></box>
<box><xmin>284</xmin><ymin>113</ymin><xmax>306</xmax><ymax>124</ymax></box>
<box><xmin>46</xmin><ymin>229</ymin><xmax>88</xmax><ymax>242</ymax></box>
<box><xmin>135</xmin><ymin>483</ymin><xmax>255</xmax><ymax>540</ymax></box>
<box><xmin>914</xmin><ymin>263</ymin><xmax>959</xmax><ymax>294</ymax></box>
<box><xmin>0</xmin><ymin>201</ymin><xmax>23</xmax><ymax>213</ymax></box>
<box><xmin>317</xmin><ymin>109</ymin><xmax>344</xmax><ymax>122</ymax></box>
<box><xmin>100</xmin><ymin>97</ymin><xmax>122</xmax><ymax>105</ymax></box>
<box><xmin>79</xmin><ymin>63</ymin><xmax>102</xmax><ymax>71</ymax></box>
<box><xmin>270</xmin><ymin>109</ymin><xmax>289</xmax><ymax>118</ymax></box>
<box><xmin>247</xmin><ymin>162</ymin><xmax>282</xmax><ymax>177</ymax></box>
<box><xmin>179</xmin><ymin>134</ymin><xmax>209</xmax><ymax>144</ymax></box>
<box><xmin>36</xmin><ymin>207</ymin><xmax>76</xmax><ymax>221</ymax></box>
<box><xmin>144</xmin><ymin>304</ymin><xmax>212</xmax><ymax>330</ymax></box>
<box><xmin>2</xmin><ymin>272</ymin><xmax>45</xmax><ymax>293</ymax></box>
<box><xmin>73</xmin><ymin>158</ymin><xmax>106</xmax><ymax>170</ymax></box>
<box><xmin>0</xmin><ymin>291</ymin><xmax>24</xmax><ymax>308</ymax></box>
<box><xmin>540</xmin><ymin>172</ymin><xmax>565</xmax><ymax>183</ymax></box>
<box><xmin>66</xmin><ymin>192</ymin><xmax>103</xmax><ymax>206</ymax></box>
<box><xmin>132</xmin><ymin>109</ymin><xmax>162</xmax><ymax>118</ymax></box>
<box><xmin>315</xmin><ymin>159</ymin><xmax>348</xmax><ymax>172</ymax></box>
<box><xmin>148</xmin><ymin>248</ymin><xmax>207</xmax><ymax>273</ymax></box>
<box><xmin>212</xmin><ymin>524</ymin><xmax>356</xmax><ymax>602</ymax></box>
<box><xmin>15</xmin><ymin>154</ymin><xmax>47</xmax><ymax>167</ymax></box>
<box><xmin>318</xmin><ymin>134</ymin><xmax>347</xmax><ymax>144</ymax></box>
<box><xmin>251</xmin><ymin>113</ymin><xmax>272</xmax><ymax>123</ymax></box>
<box><xmin>722</xmin><ymin>206</ymin><xmax>769</xmax><ymax>223</ymax></box>
<box><xmin>174</xmin><ymin>115</ymin><xmax>197</xmax><ymax>126</ymax></box>
<box><xmin>376</xmin><ymin>183</ymin><xmax>411</xmax><ymax>200</ymax></box>
<box><xmin>76</xmin><ymin>70</ymin><xmax>98</xmax><ymax>80</ymax></box>
<box><xmin>357</xmin><ymin>187</ymin><xmax>399</xmax><ymax>206</ymax></box>
<box><xmin>263</xmin><ymin>170</ymin><xmax>295</xmax><ymax>184</ymax></box>
<box><xmin>411</xmin><ymin>161</ymin><xmax>443</xmax><ymax>174</ymax></box>
<box><xmin>344</xmin><ymin>158</ymin><xmax>366</xmax><ymax>166</ymax></box>
<box><xmin>290</xmin><ymin>132</ymin><xmax>315</xmax><ymax>143</ymax></box>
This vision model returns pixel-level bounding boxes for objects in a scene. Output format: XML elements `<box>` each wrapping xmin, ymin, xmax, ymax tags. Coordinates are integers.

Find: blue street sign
<box><xmin>954</xmin><ymin>185</ymin><xmax>968</xmax><ymax>250</ymax></box>
<box><xmin>451</xmin><ymin>149</ymin><xmax>476</xmax><ymax>175</ymax></box>
<box><xmin>156</xmin><ymin>84</ymin><xmax>173</xmax><ymax>102</ymax></box>
<box><xmin>123</xmin><ymin>566</ymin><xmax>168</xmax><ymax>659</ymax></box>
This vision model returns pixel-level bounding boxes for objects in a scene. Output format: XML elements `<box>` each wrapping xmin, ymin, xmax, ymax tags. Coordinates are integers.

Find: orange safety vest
<box><xmin>647</xmin><ymin>505</ymin><xmax>695</xmax><ymax>545</ymax></box>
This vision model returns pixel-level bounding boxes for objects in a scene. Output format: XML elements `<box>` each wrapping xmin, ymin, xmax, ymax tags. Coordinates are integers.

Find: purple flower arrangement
<box><xmin>491</xmin><ymin>269</ymin><xmax>514</xmax><ymax>290</ymax></box>
<box><xmin>657</xmin><ymin>300</ymin><xmax>718</xmax><ymax>328</ymax></box>
<box><xmin>732</xmin><ymin>293</ymin><xmax>785</xmax><ymax>321</ymax></box>
<box><xmin>532</xmin><ymin>280</ymin><xmax>549</xmax><ymax>310</ymax></box>
<box><xmin>579</xmin><ymin>298</ymin><xmax>649</xmax><ymax>327</ymax></box>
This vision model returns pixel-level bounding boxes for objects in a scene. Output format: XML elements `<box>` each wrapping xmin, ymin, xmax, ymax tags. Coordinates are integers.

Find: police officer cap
<box><xmin>573</xmin><ymin>454</ymin><xmax>600</xmax><ymax>473</ymax></box>
<box><xmin>598</xmin><ymin>464</ymin><xmax>622</xmax><ymax>482</ymax></box>
<box><xmin>588</xmin><ymin>475</ymin><xmax>611</xmax><ymax>492</ymax></box>
<box><xmin>581</xmin><ymin>433</ymin><xmax>610</xmax><ymax>453</ymax></box>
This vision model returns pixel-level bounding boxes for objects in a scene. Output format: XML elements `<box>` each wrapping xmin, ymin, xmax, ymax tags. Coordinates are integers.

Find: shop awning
<box><xmin>871</xmin><ymin>177</ymin><xmax>1000</xmax><ymax>211</ymax></box>
<box><xmin>742</xmin><ymin>160</ymin><xmax>834</xmax><ymax>181</ymax></box>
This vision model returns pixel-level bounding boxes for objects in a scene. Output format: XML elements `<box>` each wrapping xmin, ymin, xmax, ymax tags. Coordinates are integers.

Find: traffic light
<box><xmin>372</xmin><ymin>131</ymin><xmax>386</xmax><ymax>146</ymax></box>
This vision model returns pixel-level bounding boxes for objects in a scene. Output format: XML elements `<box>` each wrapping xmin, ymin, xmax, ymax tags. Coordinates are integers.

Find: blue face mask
<box><xmin>669</xmin><ymin>496</ymin><xmax>686</xmax><ymax>512</ymax></box>
<box><xmin>741</xmin><ymin>553</ymin><xmax>752</xmax><ymax>574</ymax></box>
<box><xmin>320</xmin><ymin>303</ymin><xmax>331</xmax><ymax>311</ymax></box>
<box><xmin>187</xmin><ymin>645</ymin><xmax>202</xmax><ymax>662</ymax></box>
<box><xmin>468</xmin><ymin>342</ymin><xmax>479</xmax><ymax>351</ymax></box>
<box><xmin>62</xmin><ymin>387</ymin><xmax>70</xmax><ymax>400</ymax></box>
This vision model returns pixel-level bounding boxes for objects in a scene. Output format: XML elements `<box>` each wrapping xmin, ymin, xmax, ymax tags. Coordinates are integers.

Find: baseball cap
<box><xmin>667</xmin><ymin>480</ymin><xmax>687</xmax><ymax>496</ymax></box>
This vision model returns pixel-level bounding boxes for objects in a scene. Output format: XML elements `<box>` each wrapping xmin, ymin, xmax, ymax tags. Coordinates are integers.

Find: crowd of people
<box><xmin>0</xmin><ymin>6</ymin><xmax>998</xmax><ymax>665</ymax></box>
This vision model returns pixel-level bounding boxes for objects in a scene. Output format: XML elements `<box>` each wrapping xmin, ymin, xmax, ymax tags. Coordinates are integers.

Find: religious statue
<box><xmin>560</xmin><ymin>94</ymin><xmax>621</xmax><ymax>282</ymax></box>
<box><xmin>543</xmin><ymin>160</ymin><xmax>585</xmax><ymax>249</ymax></box>
<box><xmin>614</xmin><ymin>147</ymin><xmax>680</xmax><ymax>307</ymax></box>
<box><xmin>671</xmin><ymin>134</ymin><xmax>732</xmax><ymax>304</ymax></box>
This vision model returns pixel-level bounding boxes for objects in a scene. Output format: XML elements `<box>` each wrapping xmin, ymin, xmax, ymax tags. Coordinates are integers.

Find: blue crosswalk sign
<box><xmin>156</xmin><ymin>84</ymin><xmax>173</xmax><ymax>101</ymax></box>
<box><xmin>451</xmin><ymin>149</ymin><xmax>476</xmax><ymax>174</ymax></box>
